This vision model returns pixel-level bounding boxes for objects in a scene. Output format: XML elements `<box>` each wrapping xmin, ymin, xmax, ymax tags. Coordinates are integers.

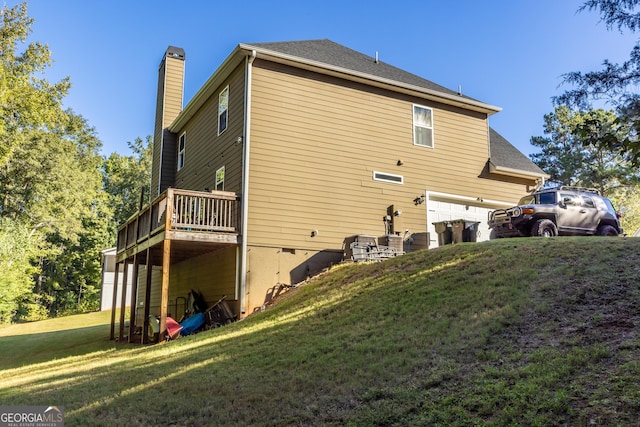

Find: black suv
<box><xmin>488</xmin><ymin>186</ymin><xmax>623</xmax><ymax>238</ymax></box>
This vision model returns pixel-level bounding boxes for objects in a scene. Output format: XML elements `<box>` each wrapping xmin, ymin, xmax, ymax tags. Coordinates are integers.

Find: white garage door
<box><xmin>427</xmin><ymin>199</ymin><xmax>492</xmax><ymax>248</ymax></box>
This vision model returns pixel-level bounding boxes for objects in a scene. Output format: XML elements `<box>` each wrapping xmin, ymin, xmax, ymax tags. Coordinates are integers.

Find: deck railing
<box><xmin>117</xmin><ymin>189</ymin><xmax>240</xmax><ymax>253</ymax></box>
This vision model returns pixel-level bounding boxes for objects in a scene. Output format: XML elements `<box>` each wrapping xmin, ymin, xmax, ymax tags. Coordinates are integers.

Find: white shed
<box><xmin>99</xmin><ymin>248</ymin><xmax>133</xmax><ymax>311</ymax></box>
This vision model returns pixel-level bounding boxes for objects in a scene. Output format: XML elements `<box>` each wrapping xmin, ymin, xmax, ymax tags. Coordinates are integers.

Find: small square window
<box><xmin>413</xmin><ymin>105</ymin><xmax>433</xmax><ymax>148</ymax></box>
<box><xmin>177</xmin><ymin>132</ymin><xmax>186</xmax><ymax>171</ymax></box>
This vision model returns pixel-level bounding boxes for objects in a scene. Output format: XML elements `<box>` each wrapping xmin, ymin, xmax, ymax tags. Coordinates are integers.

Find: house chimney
<box><xmin>151</xmin><ymin>46</ymin><xmax>185</xmax><ymax>197</ymax></box>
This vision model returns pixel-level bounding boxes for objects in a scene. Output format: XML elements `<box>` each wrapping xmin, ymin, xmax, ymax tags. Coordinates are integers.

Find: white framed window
<box><xmin>373</xmin><ymin>171</ymin><xmax>403</xmax><ymax>184</ymax></box>
<box><xmin>215</xmin><ymin>166</ymin><xmax>225</xmax><ymax>191</ymax></box>
<box><xmin>413</xmin><ymin>104</ymin><xmax>434</xmax><ymax>148</ymax></box>
<box><xmin>218</xmin><ymin>86</ymin><xmax>229</xmax><ymax>135</ymax></box>
<box><xmin>177</xmin><ymin>132</ymin><xmax>186</xmax><ymax>171</ymax></box>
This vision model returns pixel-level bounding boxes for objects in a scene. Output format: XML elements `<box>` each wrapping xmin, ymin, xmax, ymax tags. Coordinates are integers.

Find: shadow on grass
<box><xmin>0</xmin><ymin>323</ymin><xmax>119</xmax><ymax>370</ymax></box>
<box><xmin>0</xmin><ymin>242</ymin><xmax>530</xmax><ymax>425</ymax></box>
<box><xmin>1</xmin><ymin>238</ymin><xmax>639</xmax><ymax>426</ymax></box>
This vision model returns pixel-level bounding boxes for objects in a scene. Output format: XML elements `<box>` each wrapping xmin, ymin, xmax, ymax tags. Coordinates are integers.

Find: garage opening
<box><xmin>425</xmin><ymin>192</ymin><xmax>510</xmax><ymax>248</ymax></box>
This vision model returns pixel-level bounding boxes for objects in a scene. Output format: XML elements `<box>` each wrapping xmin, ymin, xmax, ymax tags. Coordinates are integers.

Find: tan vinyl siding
<box><xmin>173</xmin><ymin>64</ymin><xmax>245</xmax><ymax>193</ymax></box>
<box><xmin>244</xmin><ymin>246</ymin><xmax>343</xmax><ymax>312</ymax></box>
<box><xmin>246</xmin><ymin>60</ymin><xmax>530</xmax><ymax>250</ymax></box>
<box><xmin>163</xmin><ymin>58</ymin><xmax>184</xmax><ymax>126</ymax></box>
<box><xmin>135</xmin><ymin>249</ymin><xmax>238</xmax><ymax>325</ymax></box>
<box><xmin>168</xmin><ymin>248</ymin><xmax>237</xmax><ymax>311</ymax></box>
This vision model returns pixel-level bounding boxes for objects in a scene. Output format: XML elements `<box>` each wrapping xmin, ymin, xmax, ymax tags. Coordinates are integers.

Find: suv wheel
<box><xmin>597</xmin><ymin>225</ymin><xmax>619</xmax><ymax>236</ymax></box>
<box><xmin>531</xmin><ymin>219</ymin><xmax>558</xmax><ymax>237</ymax></box>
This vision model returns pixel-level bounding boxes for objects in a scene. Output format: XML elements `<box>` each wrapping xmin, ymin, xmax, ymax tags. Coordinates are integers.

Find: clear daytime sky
<box><xmin>15</xmin><ymin>0</ymin><xmax>638</xmax><ymax>157</ymax></box>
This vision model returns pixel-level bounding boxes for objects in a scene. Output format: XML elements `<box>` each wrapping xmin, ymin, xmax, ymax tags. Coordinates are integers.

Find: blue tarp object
<box><xmin>180</xmin><ymin>312</ymin><xmax>205</xmax><ymax>335</ymax></box>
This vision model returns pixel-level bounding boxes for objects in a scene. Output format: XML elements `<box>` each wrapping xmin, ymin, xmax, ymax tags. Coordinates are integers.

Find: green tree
<box><xmin>555</xmin><ymin>0</ymin><xmax>640</xmax><ymax>164</ymax></box>
<box><xmin>29</xmin><ymin>115</ymin><xmax>112</xmax><ymax>318</ymax></box>
<box><xmin>1</xmin><ymin>111</ymin><xmax>111</xmax><ymax>320</ymax></box>
<box><xmin>0</xmin><ymin>2</ymin><xmax>70</xmax><ymax>168</ymax></box>
<box><xmin>531</xmin><ymin>105</ymin><xmax>640</xmax><ymax>235</ymax></box>
<box><xmin>1</xmin><ymin>113</ymin><xmax>105</xmax><ymax>240</ymax></box>
<box><xmin>0</xmin><ymin>2</ymin><xmax>110</xmax><ymax>321</ymax></box>
<box><xmin>102</xmin><ymin>136</ymin><xmax>153</xmax><ymax>234</ymax></box>
<box><xmin>39</xmin><ymin>212</ymin><xmax>111</xmax><ymax>317</ymax></box>
<box><xmin>530</xmin><ymin>106</ymin><xmax>588</xmax><ymax>187</ymax></box>
<box><xmin>530</xmin><ymin>106</ymin><xmax>636</xmax><ymax>194</ymax></box>
<box><xmin>0</xmin><ymin>218</ymin><xmax>41</xmax><ymax>322</ymax></box>
<box><xmin>610</xmin><ymin>185</ymin><xmax>640</xmax><ymax>235</ymax></box>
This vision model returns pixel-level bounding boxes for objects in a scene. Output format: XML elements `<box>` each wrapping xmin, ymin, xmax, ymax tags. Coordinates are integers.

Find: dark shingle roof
<box><xmin>244</xmin><ymin>39</ymin><xmax>478</xmax><ymax>102</ymax></box>
<box><xmin>489</xmin><ymin>128</ymin><xmax>546</xmax><ymax>176</ymax></box>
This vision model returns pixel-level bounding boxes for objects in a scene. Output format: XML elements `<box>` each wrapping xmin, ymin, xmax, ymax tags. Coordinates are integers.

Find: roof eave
<box><xmin>489</xmin><ymin>162</ymin><xmax>550</xmax><ymax>181</ymax></box>
<box><xmin>170</xmin><ymin>43</ymin><xmax>503</xmax><ymax>132</ymax></box>
<box><xmin>239</xmin><ymin>44</ymin><xmax>502</xmax><ymax>115</ymax></box>
<box><xmin>169</xmin><ymin>46</ymin><xmax>246</xmax><ymax>132</ymax></box>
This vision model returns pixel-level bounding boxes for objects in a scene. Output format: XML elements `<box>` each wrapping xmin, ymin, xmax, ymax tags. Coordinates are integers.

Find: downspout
<box><xmin>486</xmin><ymin>115</ymin><xmax>491</xmax><ymax>160</ymax></box>
<box><xmin>238</xmin><ymin>50</ymin><xmax>256</xmax><ymax>314</ymax></box>
<box><xmin>425</xmin><ymin>191</ymin><xmax>431</xmax><ymax>248</ymax></box>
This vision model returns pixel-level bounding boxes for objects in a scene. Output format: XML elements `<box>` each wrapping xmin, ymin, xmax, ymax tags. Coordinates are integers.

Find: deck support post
<box><xmin>128</xmin><ymin>254</ymin><xmax>140</xmax><ymax>343</ymax></box>
<box><xmin>157</xmin><ymin>190</ymin><xmax>174</xmax><ymax>341</ymax></box>
<box><xmin>159</xmin><ymin>240</ymin><xmax>171</xmax><ymax>341</ymax></box>
<box><xmin>118</xmin><ymin>262</ymin><xmax>130</xmax><ymax>342</ymax></box>
<box><xmin>109</xmin><ymin>262</ymin><xmax>121</xmax><ymax>340</ymax></box>
<box><xmin>142</xmin><ymin>249</ymin><xmax>153</xmax><ymax>344</ymax></box>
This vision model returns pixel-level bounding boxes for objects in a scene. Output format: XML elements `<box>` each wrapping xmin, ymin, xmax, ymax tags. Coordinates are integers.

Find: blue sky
<box><xmin>16</xmin><ymin>0</ymin><xmax>638</xmax><ymax>157</ymax></box>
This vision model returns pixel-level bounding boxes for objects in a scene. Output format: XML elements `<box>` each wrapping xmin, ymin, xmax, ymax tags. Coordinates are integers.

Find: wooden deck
<box><xmin>116</xmin><ymin>188</ymin><xmax>241</xmax><ymax>263</ymax></box>
<box><xmin>111</xmin><ymin>188</ymin><xmax>240</xmax><ymax>343</ymax></box>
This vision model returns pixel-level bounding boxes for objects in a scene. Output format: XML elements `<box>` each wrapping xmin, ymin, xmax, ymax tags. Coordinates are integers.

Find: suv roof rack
<box><xmin>541</xmin><ymin>185</ymin><xmax>600</xmax><ymax>195</ymax></box>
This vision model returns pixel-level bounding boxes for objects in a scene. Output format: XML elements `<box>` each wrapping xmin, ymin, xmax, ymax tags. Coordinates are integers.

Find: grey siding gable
<box><xmin>159</xmin><ymin>130</ymin><xmax>177</xmax><ymax>193</ymax></box>
<box><xmin>489</xmin><ymin>128</ymin><xmax>546</xmax><ymax>176</ymax></box>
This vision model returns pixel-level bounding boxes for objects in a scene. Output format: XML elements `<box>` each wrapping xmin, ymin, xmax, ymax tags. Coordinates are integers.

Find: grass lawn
<box><xmin>0</xmin><ymin>310</ymin><xmax>122</xmax><ymax>370</ymax></box>
<box><xmin>1</xmin><ymin>237</ymin><xmax>639</xmax><ymax>426</ymax></box>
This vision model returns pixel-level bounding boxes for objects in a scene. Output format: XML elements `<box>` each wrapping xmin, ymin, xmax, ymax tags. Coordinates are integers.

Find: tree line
<box><xmin>0</xmin><ymin>3</ymin><xmax>152</xmax><ymax>322</ymax></box>
<box><xmin>0</xmin><ymin>1</ymin><xmax>638</xmax><ymax>323</ymax></box>
<box><xmin>531</xmin><ymin>0</ymin><xmax>640</xmax><ymax>234</ymax></box>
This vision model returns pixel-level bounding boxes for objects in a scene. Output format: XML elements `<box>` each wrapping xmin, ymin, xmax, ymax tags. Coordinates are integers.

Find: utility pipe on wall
<box><xmin>238</xmin><ymin>50</ymin><xmax>256</xmax><ymax>314</ymax></box>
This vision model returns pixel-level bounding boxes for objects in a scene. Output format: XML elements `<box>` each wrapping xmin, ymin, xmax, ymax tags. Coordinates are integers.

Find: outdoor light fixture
<box><xmin>413</xmin><ymin>194</ymin><xmax>425</xmax><ymax>205</ymax></box>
